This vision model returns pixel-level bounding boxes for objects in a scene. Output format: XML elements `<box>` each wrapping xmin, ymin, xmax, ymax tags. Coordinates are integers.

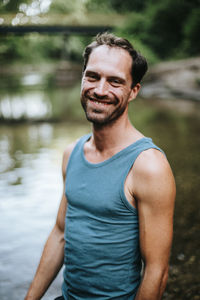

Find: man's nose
<box><xmin>94</xmin><ymin>79</ymin><xmax>108</xmax><ymax>98</ymax></box>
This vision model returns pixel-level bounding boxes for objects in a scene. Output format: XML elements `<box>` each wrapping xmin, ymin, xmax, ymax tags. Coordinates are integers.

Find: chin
<box><xmin>85</xmin><ymin>112</ymin><xmax>120</xmax><ymax>126</ymax></box>
<box><xmin>86</xmin><ymin>115</ymin><xmax>108</xmax><ymax>125</ymax></box>
<box><xmin>84</xmin><ymin>103</ymin><xmax>127</xmax><ymax>126</ymax></box>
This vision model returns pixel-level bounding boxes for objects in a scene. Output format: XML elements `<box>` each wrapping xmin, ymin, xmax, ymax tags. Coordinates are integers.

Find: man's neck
<box><xmin>90</xmin><ymin>117</ymin><xmax>143</xmax><ymax>154</ymax></box>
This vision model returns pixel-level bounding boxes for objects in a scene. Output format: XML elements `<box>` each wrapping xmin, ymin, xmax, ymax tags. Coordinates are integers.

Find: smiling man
<box><xmin>25</xmin><ymin>33</ymin><xmax>176</xmax><ymax>300</ymax></box>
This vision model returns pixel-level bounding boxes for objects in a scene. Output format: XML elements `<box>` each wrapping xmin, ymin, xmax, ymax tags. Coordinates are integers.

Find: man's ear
<box><xmin>128</xmin><ymin>83</ymin><xmax>141</xmax><ymax>103</ymax></box>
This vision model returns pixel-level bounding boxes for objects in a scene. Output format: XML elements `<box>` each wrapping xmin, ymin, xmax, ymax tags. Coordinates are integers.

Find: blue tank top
<box><xmin>62</xmin><ymin>134</ymin><xmax>163</xmax><ymax>300</ymax></box>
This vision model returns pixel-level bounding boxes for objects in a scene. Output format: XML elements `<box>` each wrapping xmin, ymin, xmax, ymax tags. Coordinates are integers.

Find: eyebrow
<box><xmin>85</xmin><ymin>70</ymin><xmax>99</xmax><ymax>77</ymax></box>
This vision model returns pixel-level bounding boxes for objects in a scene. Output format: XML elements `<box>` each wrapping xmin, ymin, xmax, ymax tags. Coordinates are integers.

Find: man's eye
<box><xmin>86</xmin><ymin>73</ymin><xmax>98</xmax><ymax>81</ymax></box>
<box><xmin>88</xmin><ymin>75</ymin><xmax>97</xmax><ymax>80</ymax></box>
<box><xmin>110</xmin><ymin>79</ymin><xmax>121</xmax><ymax>86</ymax></box>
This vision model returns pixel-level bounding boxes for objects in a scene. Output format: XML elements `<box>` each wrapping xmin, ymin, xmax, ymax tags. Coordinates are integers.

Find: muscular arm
<box><xmin>133</xmin><ymin>149</ymin><xmax>176</xmax><ymax>300</ymax></box>
<box><xmin>25</xmin><ymin>143</ymin><xmax>75</xmax><ymax>300</ymax></box>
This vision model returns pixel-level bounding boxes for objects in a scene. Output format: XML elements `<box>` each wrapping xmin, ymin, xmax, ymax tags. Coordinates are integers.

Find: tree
<box><xmin>0</xmin><ymin>0</ymin><xmax>31</xmax><ymax>13</ymax></box>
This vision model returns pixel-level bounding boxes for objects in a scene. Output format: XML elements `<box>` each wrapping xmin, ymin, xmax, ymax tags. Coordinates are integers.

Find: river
<box><xmin>0</xmin><ymin>68</ymin><xmax>199</xmax><ymax>299</ymax></box>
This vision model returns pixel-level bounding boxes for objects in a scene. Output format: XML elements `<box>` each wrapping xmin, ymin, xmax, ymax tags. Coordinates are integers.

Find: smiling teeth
<box><xmin>93</xmin><ymin>100</ymin><xmax>107</xmax><ymax>105</ymax></box>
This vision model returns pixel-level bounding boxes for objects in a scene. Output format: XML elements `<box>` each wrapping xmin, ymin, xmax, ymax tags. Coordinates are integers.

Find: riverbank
<box><xmin>141</xmin><ymin>56</ymin><xmax>200</xmax><ymax>102</ymax></box>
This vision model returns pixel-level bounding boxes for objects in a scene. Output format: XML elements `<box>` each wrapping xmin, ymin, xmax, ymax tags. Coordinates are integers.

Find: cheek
<box><xmin>81</xmin><ymin>81</ymin><xmax>94</xmax><ymax>95</ymax></box>
<box><xmin>81</xmin><ymin>77</ymin><xmax>88</xmax><ymax>90</ymax></box>
<box><xmin>80</xmin><ymin>85</ymin><xmax>84</xmax><ymax>97</ymax></box>
<box><xmin>109</xmin><ymin>87</ymin><xmax>126</xmax><ymax>100</ymax></box>
<box><xmin>81</xmin><ymin>84</ymin><xmax>88</xmax><ymax>98</ymax></box>
<box><xmin>121</xmin><ymin>87</ymin><xmax>132</xmax><ymax>100</ymax></box>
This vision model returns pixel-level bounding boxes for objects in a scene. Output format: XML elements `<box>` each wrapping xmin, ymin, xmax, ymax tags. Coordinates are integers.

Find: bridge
<box><xmin>0</xmin><ymin>12</ymin><xmax>126</xmax><ymax>35</ymax></box>
<box><xmin>0</xmin><ymin>25</ymin><xmax>113</xmax><ymax>35</ymax></box>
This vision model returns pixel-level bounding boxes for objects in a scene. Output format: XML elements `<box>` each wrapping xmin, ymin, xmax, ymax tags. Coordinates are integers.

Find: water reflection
<box><xmin>0</xmin><ymin>69</ymin><xmax>83</xmax><ymax>122</ymax></box>
<box><xmin>21</xmin><ymin>73</ymin><xmax>44</xmax><ymax>86</ymax></box>
<box><xmin>0</xmin><ymin>93</ymin><xmax>51</xmax><ymax>119</ymax></box>
<box><xmin>0</xmin><ymin>122</ymin><xmax>90</xmax><ymax>300</ymax></box>
<box><xmin>0</xmin><ymin>71</ymin><xmax>50</xmax><ymax>120</ymax></box>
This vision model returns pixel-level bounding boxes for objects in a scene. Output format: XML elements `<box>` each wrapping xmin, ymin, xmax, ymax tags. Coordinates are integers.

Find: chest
<box><xmin>65</xmin><ymin>158</ymin><xmax>137</xmax><ymax>221</ymax></box>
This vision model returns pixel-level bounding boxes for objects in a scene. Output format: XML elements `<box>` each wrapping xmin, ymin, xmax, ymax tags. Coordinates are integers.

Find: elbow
<box><xmin>145</xmin><ymin>262</ymin><xmax>169</xmax><ymax>279</ymax></box>
<box><xmin>153</xmin><ymin>264</ymin><xmax>169</xmax><ymax>286</ymax></box>
<box><xmin>156</xmin><ymin>265</ymin><xmax>169</xmax><ymax>299</ymax></box>
<box><xmin>160</xmin><ymin>265</ymin><xmax>169</xmax><ymax>290</ymax></box>
<box><xmin>163</xmin><ymin>265</ymin><xmax>169</xmax><ymax>282</ymax></box>
<box><xmin>144</xmin><ymin>263</ymin><xmax>169</xmax><ymax>296</ymax></box>
<box><xmin>154</xmin><ymin>264</ymin><xmax>169</xmax><ymax>298</ymax></box>
<box><xmin>52</xmin><ymin>223</ymin><xmax>65</xmax><ymax>244</ymax></box>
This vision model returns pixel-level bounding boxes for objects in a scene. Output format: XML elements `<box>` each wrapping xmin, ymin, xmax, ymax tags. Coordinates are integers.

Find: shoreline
<box><xmin>142</xmin><ymin>56</ymin><xmax>200</xmax><ymax>102</ymax></box>
<box><xmin>139</xmin><ymin>97</ymin><xmax>200</xmax><ymax>118</ymax></box>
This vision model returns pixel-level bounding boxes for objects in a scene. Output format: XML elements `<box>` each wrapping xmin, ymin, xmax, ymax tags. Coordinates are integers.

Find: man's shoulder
<box><xmin>133</xmin><ymin>147</ymin><xmax>170</xmax><ymax>179</ymax></box>
<box><xmin>131</xmin><ymin>146</ymin><xmax>175</xmax><ymax>204</ymax></box>
<box><xmin>62</xmin><ymin>140</ymin><xmax>79</xmax><ymax>178</ymax></box>
<box><xmin>63</xmin><ymin>141</ymin><xmax>77</xmax><ymax>159</ymax></box>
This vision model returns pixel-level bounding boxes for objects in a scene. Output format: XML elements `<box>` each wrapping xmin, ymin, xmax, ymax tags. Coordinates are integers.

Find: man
<box><xmin>25</xmin><ymin>33</ymin><xmax>176</xmax><ymax>300</ymax></box>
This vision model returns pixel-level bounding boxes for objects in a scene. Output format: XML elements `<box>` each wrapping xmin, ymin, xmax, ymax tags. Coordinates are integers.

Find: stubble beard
<box><xmin>81</xmin><ymin>93</ymin><xmax>127</xmax><ymax>126</ymax></box>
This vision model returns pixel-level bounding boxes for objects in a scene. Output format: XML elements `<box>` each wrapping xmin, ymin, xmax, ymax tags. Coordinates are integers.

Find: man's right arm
<box><xmin>25</xmin><ymin>143</ymin><xmax>76</xmax><ymax>300</ymax></box>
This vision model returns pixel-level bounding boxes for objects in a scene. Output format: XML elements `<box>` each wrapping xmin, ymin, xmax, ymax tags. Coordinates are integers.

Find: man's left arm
<box><xmin>133</xmin><ymin>149</ymin><xmax>176</xmax><ymax>300</ymax></box>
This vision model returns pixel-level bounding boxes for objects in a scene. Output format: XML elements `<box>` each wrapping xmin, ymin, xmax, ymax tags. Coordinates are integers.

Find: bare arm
<box><xmin>25</xmin><ymin>143</ymin><xmax>75</xmax><ymax>300</ymax></box>
<box><xmin>133</xmin><ymin>150</ymin><xmax>176</xmax><ymax>300</ymax></box>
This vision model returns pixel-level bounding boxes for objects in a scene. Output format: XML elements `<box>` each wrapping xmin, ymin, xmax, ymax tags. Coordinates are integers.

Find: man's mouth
<box><xmin>88</xmin><ymin>97</ymin><xmax>112</xmax><ymax>106</ymax></box>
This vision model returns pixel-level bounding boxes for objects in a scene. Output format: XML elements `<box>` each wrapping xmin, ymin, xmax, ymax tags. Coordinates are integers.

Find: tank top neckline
<box><xmin>81</xmin><ymin>134</ymin><xmax>152</xmax><ymax>168</ymax></box>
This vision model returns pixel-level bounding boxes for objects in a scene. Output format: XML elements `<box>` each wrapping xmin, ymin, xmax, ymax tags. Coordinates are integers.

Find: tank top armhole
<box><xmin>65</xmin><ymin>134</ymin><xmax>91</xmax><ymax>180</ymax></box>
<box><xmin>119</xmin><ymin>145</ymin><xmax>165</xmax><ymax>215</ymax></box>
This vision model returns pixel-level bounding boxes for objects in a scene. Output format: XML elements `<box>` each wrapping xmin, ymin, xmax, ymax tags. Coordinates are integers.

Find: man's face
<box><xmin>81</xmin><ymin>45</ymin><xmax>137</xmax><ymax>126</ymax></box>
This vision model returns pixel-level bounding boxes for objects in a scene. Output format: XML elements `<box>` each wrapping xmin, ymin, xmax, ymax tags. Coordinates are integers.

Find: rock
<box><xmin>141</xmin><ymin>57</ymin><xmax>200</xmax><ymax>102</ymax></box>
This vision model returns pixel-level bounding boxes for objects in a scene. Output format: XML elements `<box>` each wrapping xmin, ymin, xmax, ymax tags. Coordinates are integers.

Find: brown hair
<box><xmin>83</xmin><ymin>32</ymin><xmax>148</xmax><ymax>87</ymax></box>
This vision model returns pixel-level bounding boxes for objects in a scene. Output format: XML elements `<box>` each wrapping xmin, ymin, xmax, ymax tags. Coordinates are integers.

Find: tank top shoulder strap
<box><xmin>134</xmin><ymin>137</ymin><xmax>165</xmax><ymax>155</ymax></box>
<box><xmin>66</xmin><ymin>134</ymin><xmax>91</xmax><ymax>177</ymax></box>
<box><xmin>122</xmin><ymin>137</ymin><xmax>165</xmax><ymax>176</ymax></box>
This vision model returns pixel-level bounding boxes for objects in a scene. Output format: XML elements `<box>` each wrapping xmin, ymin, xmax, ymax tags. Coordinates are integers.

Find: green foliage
<box><xmin>1</xmin><ymin>0</ymin><xmax>200</xmax><ymax>64</ymax></box>
<box><xmin>143</xmin><ymin>0</ymin><xmax>191</xmax><ymax>58</ymax></box>
<box><xmin>115</xmin><ymin>27</ymin><xmax>159</xmax><ymax>65</ymax></box>
<box><xmin>183</xmin><ymin>8</ymin><xmax>200</xmax><ymax>56</ymax></box>
<box><xmin>129</xmin><ymin>38</ymin><xmax>159</xmax><ymax>65</ymax></box>
<box><xmin>115</xmin><ymin>12</ymin><xmax>158</xmax><ymax>64</ymax></box>
<box><xmin>0</xmin><ymin>0</ymin><xmax>31</xmax><ymax>13</ymax></box>
<box><xmin>120</xmin><ymin>12</ymin><xmax>149</xmax><ymax>37</ymax></box>
<box><xmin>0</xmin><ymin>32</ymin><xmax>92</xmax><ymax>64</ymax></box>
<box><xmin>0</xmin><ymin>34</ymin><xmax>62</xmax><ymax>63</ymax></box>
<box><xmin>65</xmin><ymin>36</ymin><xmax>91</xmax><ymax>62</ymax></box>
<box><xmin>86</xmin><ymin>0</ymin><xmax>147</xmax><ymax>13</ymax></box>
<box><xmin>49</xmin><ymin>0</ymin><xmax>87</xmax><ymax>14</ymax></box>
<box><xmin>85</xmin><ymin>0</ymin><xmax>113</xmax><ymax>13</ymax></box>
<box><xmin>116</xmin><ymin>0</ymin><xmax>200</xmax><ymax>59</ymax></box>
<box><xmin>105</xmin><ymin>0</ymin><xmax>147</xmax><ymax>13</ymax></box>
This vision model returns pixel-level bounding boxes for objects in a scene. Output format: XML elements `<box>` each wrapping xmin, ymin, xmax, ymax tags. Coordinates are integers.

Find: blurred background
<box><xmin>0</xmin><ymin>0</ymin><xmax>199</xmax><ymax>299</ymax></box>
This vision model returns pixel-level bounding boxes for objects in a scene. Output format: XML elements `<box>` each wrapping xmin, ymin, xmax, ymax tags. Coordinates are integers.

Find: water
<box><xmin>0</xmin><ymin>122</ymin><xmax>91</xmax><ymax>299</ymax></box>
<box><xmin>0</xmin><ymin>68</ymin><xmax>200</xmax><ymax>299</ymax></box>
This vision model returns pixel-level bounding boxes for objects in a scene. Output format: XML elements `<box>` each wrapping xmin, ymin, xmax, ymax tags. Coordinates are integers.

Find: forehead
<box><xmin>86</xmin><ymin>45</ymin><xmax>132</xmax><ymax>77</ymax></box>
